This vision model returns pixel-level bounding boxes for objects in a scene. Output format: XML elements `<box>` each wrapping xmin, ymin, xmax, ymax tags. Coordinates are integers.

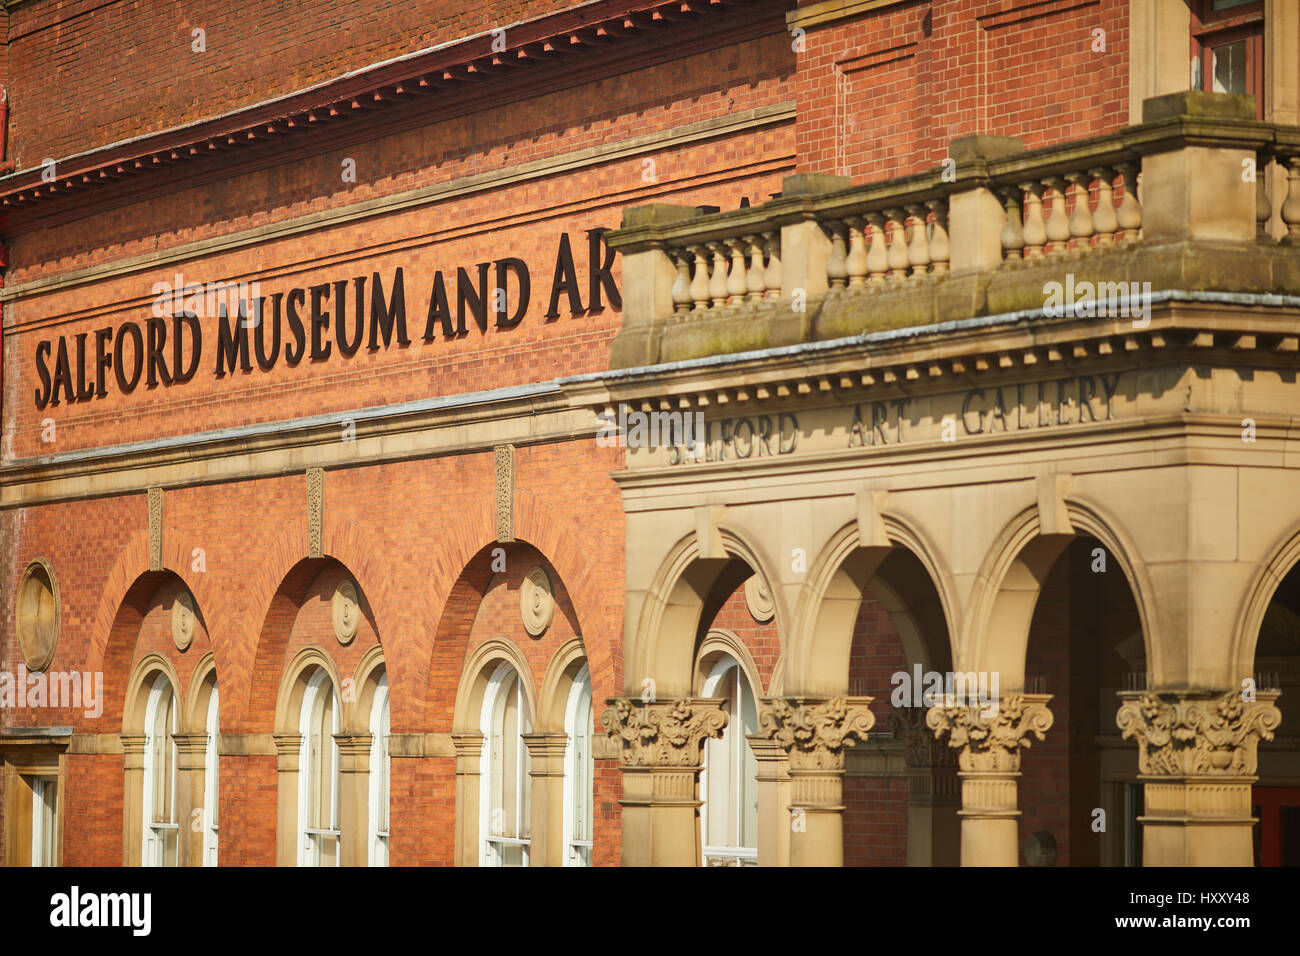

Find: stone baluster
<box><xmin>763</xmin><ymin>231</ymin><xmax>782</xmax><ymax>299</ymax></box>
<box><xmin>927</xmin><ymin>200</ymin><xmax>950</xmax><ymax>275</ymax></box>
<box><xmin>1256</xmin><ymin>152</ymin><xmax>1274</xmax><ymax>240</ymax></box>
<box><xmin>688</xmin><ymin>245</ymin><xmax>710</xmax><ymax>311</ymax></box>
<box><xmin>1066</xmin><ymin>171</ymin><xmax>1095</xmax><ymax>249</ymax></box>
<box><xmin>1090</xmin><ymin>167</ymin><xmax>1118</xmax><ymax>245</ymax></box>
<box><xmin>670</xmin><ymin>250</ymin><xmax>692</xmax><ymax>313</ymax></box>
<box><xmin>1000</xmin><ymin>188</ymin><xmax>1025</xmax><ymax>261</ymax></box>
<box><xmin>1282</xmin><ymin>157</ymin><xmax>1300</xmax><ymax>241</ymax></box>
<box><xmin>758</xmin><ymin>696</ymin><xmax>875</xmax><ymax>867</ymax></box>
<box><xmin>725</xmin><ymin>239</ymin><xmax>748</xmax><ymax>305</ymax></box>
<box><xmin>1115</xmin><ymin>163</ymin><xmax>1142</xmax><ymax>242</ymax></box>
<box><xmin>601</xmin><ymin>697</ymin><xmax>728</xmax><ymax>867</ymax></box>
<box><xmin>926</xmin><ymin>694</ymin><xmax>1053</xmax><ymax>866</ymax></box>
<box><xmin>825</xmin><ymin>220</ymin><xmax>848</xmax><ymax>290</ymax></box>
<box><xmin>865</xmin><ymin>213</ymin><xmax>889</xmax><ymax>283</ymax></box>
<box><xmin>707</xmin><ymin>243</ymin><xmax>728</xmax><ymax>308</ymax></box>
<box><xmin>745</xmin><ymin>235</ymin><xmax>767</xmax><ymax>302</ymax></box>
<box><xmin>1117</xmin><ymin>689</ymin><xmax>1281</xmax><ymax>866</ymax></box>
<box><xmin>885</xmin><ymin>209</ymin><xmax>910</xmax><ymax>279</ymax></box>
<box><xmin>1042</xmin><ymin>178</ymin><xmax>1071</xmax><ymax>254</ymax></box>
<box><xmin>1019</xmin><ymin>183</ymin><xmax>1046</xmax><ymax>258</ymax></box>
<box><xmin>906</xmin><ymin>204</ymin><xmax>931</xmax><ymax>277</ymax></box>
<box><xmin>845</xmin><ymin>216</ymin><xmax>869</xmax><ymax>288</ymax></box>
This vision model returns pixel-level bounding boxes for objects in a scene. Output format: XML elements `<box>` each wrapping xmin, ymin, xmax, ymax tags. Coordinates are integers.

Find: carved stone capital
<box><xmin>925</xmin><ymin>694</ymin><xmax>1053</xmax><ymax>773</ymax></box>
<box><xmin>889</xmin><ymin>706</ymin><xmax>957</xmax><ymax>769</ymax></box>
<box><xmin>1116</xmin><ymin>689</ymin><xmax>1282</xmax><ymax>777</ymax></box>
<box><xmin>600</xmin><ymin>697</ymin><xmax>727</xmax><ymax>768</ymax></box>
<box><xmin>757</xmin><ymin>696</ymin><xmax>875</xmax><ymax>771</ymax></box>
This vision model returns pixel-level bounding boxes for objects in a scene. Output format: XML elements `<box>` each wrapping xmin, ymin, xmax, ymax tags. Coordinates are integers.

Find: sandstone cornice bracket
<box><xmin>926</xmin><ymin>694</ymin><xmax>1053</xmax><ymax>773</ymax></box>
<box><xmin>600</xmin><ymin>697</ymin><xmax>728</xmax><ymax>768</ymax></box>
<box><xmin>758</xmin><ymin>696</ymin><xmax>875</xmax><ymax>771</ymax></box>
<box><xmin>1116</xmin><ymin>689</ymin><xmax>1282</xmax><ymax>777</ymax></box>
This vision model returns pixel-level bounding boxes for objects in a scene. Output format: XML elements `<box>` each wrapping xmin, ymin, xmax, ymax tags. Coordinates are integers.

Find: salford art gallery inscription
<box><xmin>31</xmin><ymin>230</ymin><xmax>618</xmax><ymax>409</ymax></box>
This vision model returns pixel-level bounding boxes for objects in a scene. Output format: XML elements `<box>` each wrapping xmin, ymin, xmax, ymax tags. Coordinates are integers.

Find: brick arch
<box><xmin>514</xmin><ymin>487</ymin><xmax>619</xmax><ymax>704</ymax></box>
<box><xmin>88</xmin><ymin>525</ymin><xmax>229</xmax><ymax>731</ymax></box>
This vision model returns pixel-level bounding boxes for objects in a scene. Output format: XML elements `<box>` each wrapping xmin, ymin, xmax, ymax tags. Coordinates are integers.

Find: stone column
<box><xmin>172</xmin><ymin>732</ymin><xmax>208</xmax><ymax>867</ymax></box>
<box><xmin>272</xmin><ymin>732</ymin><xmax>301</xmax><ymax>867</ymax></box>
<box><xmin>600</xmin><ymin>697</ymin><xmax>727</xmax><ymax>867</ymax></box>
<box><xmin>888</xmin><ymin>708</ymin><xmax>960</xmax><ymax>867</ymax></box>
<box><xmin>757</xmin><ymin>696</ymin><xmax>875</xmax><ymax>867</ymax></box>
<box><xmin>522</xmin><ymin>731</ymin><xmax>568</xmax><ymax>866</ymax></box>
<box><xmin>120</xmin><ymin>733</ymin><xmax>146</xmax><ymax>866</ymax></box>
<box><xmin>1117</xmin><ymin>689</ymin><xmax>1282</xmax><ymax>866</ymax></box>
<box><xmin>746</xmin><ymin>733</ymin><xmax>790</xmax><ymax>867</ymax></box>
<box><xmin>334</xmin><ymin>733</ymin><xmax>372</xmax><ymax>867</ymax></box>
<box><xmin>451</xmin><ymin>732</ymin><xmax>485</xmax><ymax>867</ymax></box>
<box><xmin>926</xmin><ymin>694</ymin><xmax>1053</xmax><ymax>867</ymax></box>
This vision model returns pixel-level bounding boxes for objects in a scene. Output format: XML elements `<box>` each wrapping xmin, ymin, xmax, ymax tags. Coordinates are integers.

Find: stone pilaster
<box><xmin>889</xmin><ymin>707</ymin><xmax>959</xmax><ymax>867</ymax></box>
<box><xmin>746</xmin><ymin>733</ymin><xmax>790</xmax><ymax>867</ymax></box>
<box><xmin>120</xmin><ymin>733</ymin><xmax>147</xmax><ymax>866</ymax></box>
<box><xmin>600</xmin><ymin>697</ymin><xmax>727</xmax><ymax>867</ymax></box>
<box><xmin>522</xmin><ymin>731</ymin><xmax>568</xmax><ymax>866</ymax></box>
<box><xmin>757</xmin><ymin>696</ymin><xmax>875</xmax><ymax>867</ymax></box>
<box><xmin>334</xmin><ymin>733</ymin><xmax>372</xmax><ymax>867</ymax></box>
<box><xmin>451</xmin><ymin>731</ymin><xmax>485</xmax><ymax>867</ymax></box>
<box><xmin>272</xmin><ymin>732</ymin><xmax>302</xmax><ymax>867</ymax></box>
<box><xmin>172</xmin><ymin>732</ymin><xmax>209</xmax><ymax>867</ymax></box>
<box><xmin>926</xmin><ymin>694</ymin><xmax>1053</xmax><ymax>867</ymax></box>
<box><xmin>1117</xmin><ymin>689</ymin><xmax>1282</xmax><ymax>866</ymax></box>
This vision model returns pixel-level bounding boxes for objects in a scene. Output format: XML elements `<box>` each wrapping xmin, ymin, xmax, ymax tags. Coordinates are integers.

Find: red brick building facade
<box><xmin>3</xmin><ymin>0</ymin><xmax>1299</xmax><ymax>869</ymax></box>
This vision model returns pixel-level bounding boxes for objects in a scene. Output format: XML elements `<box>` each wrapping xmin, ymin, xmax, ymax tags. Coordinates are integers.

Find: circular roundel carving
<box><xmin>744</xmin><ymin>574</ymin><xmax>775</xmax><ymax>624</ymax></box>
<box><xmin>16</xmin><ymin>558</ymin><xmax>60</xmax><ymax>672</ymax></box>
<box><xmin>520</xmin><ymin>567</ymin><xmax>555</xmax><ymax>637</ymax></box>
<box><xmin>171</xmin><ymin>590</ymin><xmax>196</xmax><ymax>652</ymax></box>
<box><xmin>333</xmin><ymin>580</ymin><xmax>361</xmax><ymax>645</ymax></box>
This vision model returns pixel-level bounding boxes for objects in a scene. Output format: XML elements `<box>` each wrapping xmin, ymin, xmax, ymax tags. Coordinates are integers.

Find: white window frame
<box><xmin>700</xmin><ymin>655</ymin><xmax>759</xmax><ymax>867</ymax></box>
<box><xmin>29</xmin><ymin>776</ymin><xmax>57</xmax><ymax>867</ymax></box>
<box><xmin>142</xmin><ymin>673</ymin><xmax>179</xmax><ymax>867</ymax></box>
<box><xmin>562</xmin><ymin>664</ymin><xmax>594</xmax><ymax>867</ymax></box>
<box><xmin>297</xmin><ymin>668</ymin><xmax>341</xmax><ymax>867</ymax></box>
<box><xmin>203</xmin><ymin>685</ymin><xmax>219</xmax><ymax>866</ymax></box>
<box><xmin>479</xmin><ymin>661</ymin><xmax>531</xmax><ymax>867</ymax></box>
<box><xmin>368</xmin><ymin>673</ymin><xmax>390</xmax><ymax>867</ymax></box>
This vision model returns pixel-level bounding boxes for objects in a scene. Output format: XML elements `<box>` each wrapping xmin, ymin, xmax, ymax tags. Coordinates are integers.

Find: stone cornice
<box><xmin>0</xmin><ymin>0</ymin><xmax>786</xmax><ymax>222</ymax></box>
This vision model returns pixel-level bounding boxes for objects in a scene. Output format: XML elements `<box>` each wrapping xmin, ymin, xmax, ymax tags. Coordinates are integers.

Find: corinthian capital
<box><xmin>758</xmin><ymin>696</ymin><xmax>875</xmax><ymax>771</ymax></box>
<box><xmin>925</xmin><ymin>694</ymin><xmax>1053</xmax><ymax>773</ymax></box>
<box><xmin>1116</xmin><ymin>689</ymin><xmax>1282</xmax><ymax>777</ymax></box>
<box><xmin>889</xmin><ymin>706</ymin><xmax>957</xmax><ymax>769</ymax></box>
<box><xmin>599</xmin><ymin>697</ymin><xmax>727</xmax><ymax>767</ymax></box>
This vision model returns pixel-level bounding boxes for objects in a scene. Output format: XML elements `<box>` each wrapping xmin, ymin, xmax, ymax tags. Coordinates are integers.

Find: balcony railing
<box><xmin>606</xmin><ymin>91</ymin><xmax>1300</xmax><ymax>369</ymax></box>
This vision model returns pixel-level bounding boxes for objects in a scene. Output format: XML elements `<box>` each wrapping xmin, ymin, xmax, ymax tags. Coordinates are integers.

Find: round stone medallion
<box><xmin>333</xmin><ymin>580</ymin><xmax>360</xmax><ymax>645</ymax></box>
<box><xmin>744</xmin><ymin>574</ymin><xmax>775</xmax><ymax>624</ymax></box>
<box><xmin>520</xmin><ymin>567</ymin><xmax>555</xmax><ymax>637</ymax></box>
<box><xmin>171</xmin><ymin>589</ymin><xmax>196</xmax><ymax>652</ymax></box>
<box><xmin>16</xmin><ymin>558</ymin><xmax>59</xmax><ymax>672</ymax></box>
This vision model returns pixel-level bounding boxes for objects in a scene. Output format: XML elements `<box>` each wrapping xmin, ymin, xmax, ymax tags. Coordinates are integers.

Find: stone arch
<box><xmin>787</xmin><ymin>513</ymin><xmax>957</xmax><ymax>697</ymax></box>
<box><xmin>631</xmin><ymin>527</ymin><xmax>782</xmax><ymax>699</ymax></box>
<box><xmin>538</xmin><ymin>636</ymin><xmax>589</xmax><ymax>734</ymax></box>
<box><xmin>274</xmin><ymin>645</ymin><xmax>345</xmax><ymax>734</ymax></box>
<box><xmin>452</xmin><ymin>638</ymin><xmax>539</xmax><ymax>734</ymax></box>
<box><xmin>964</xmin><ymin>497</ymin><xmax>1157</xmax><ymax>690</ymax></box>
<box><xmin>694</xmin><ymin>627</ymin><xmax>766</xmax><ymax>698</ymax></box>
<box><xmin>1234</xmin><ymin>520</ymin><xmax>1300</xmax><ymax>678</ymax></box>
<box><xmin>123</xmin><ymin>653</ymin><xmax>184</xmax><ymax>734</ymax></box>
<box><xmin>348</xmin><ymin>644</ymin><xmax>388</xmax><ymax>735</ymax></box>
<box><xmin>184</xmin><ymin>652</ymin><xmax>219</xmax><ymax>734</ymax></box>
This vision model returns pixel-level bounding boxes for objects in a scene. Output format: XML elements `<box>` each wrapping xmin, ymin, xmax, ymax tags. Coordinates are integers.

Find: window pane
<box><xmin>1211</xmin><ymin>40</ymin><xmax>1248</xmax><ymax>95</ymax></box>
<box><xmin>1212</xmin><ymin>0</ymin><xmax>1257</xmax><ymax>10</ymax></box>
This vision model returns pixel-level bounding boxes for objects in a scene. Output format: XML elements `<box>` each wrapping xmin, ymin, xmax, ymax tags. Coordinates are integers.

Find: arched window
<box><xmin>700</xmin><ymin>655</ymin><xmax>759</xmax><ymax>866</ymax></box>
<box><xmin>368</xmin><ymin>672</ymin><xmax>390</xmax><ymax>867</ymax></box>
<box><xmin>142</xmin><ymin>673</ymin><xmax>179</xmax><ymax>867</ymax></box>
<box><xmin>203</xmin><ymin>684</ymin><xmax>219</xmax><ymax>866</ymax></box>
<box><xmin>480</xmin><ymin>662</ymin><xmax>531</xmax><ymax>866</ymax></box>
<box><xmin>563</xmin><ymin>665</ymin><xmax>594</xmax><ymax>866</ymax></box>
<box><xmin>298</xmin><ymin>668</ymin><xmax>340</xmax><ymax>866</ymax></box>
